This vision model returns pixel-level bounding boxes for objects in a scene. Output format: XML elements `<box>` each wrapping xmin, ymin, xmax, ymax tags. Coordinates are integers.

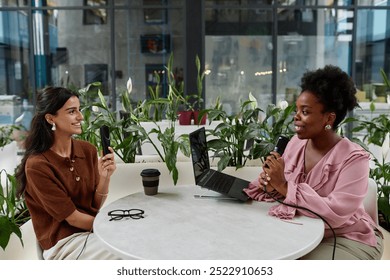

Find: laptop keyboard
<box><xmin>205</xmin><ymin>172</ymin><xmax>235</xmax><ymax>194</ymax></box>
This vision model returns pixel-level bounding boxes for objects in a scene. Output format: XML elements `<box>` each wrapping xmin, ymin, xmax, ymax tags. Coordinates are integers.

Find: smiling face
<box><xmin>46</xmin><ymin>96</ymin><xmax>83</xmax><ymax>137</ymax></box>
<box><xmin>294</xmin><ymin>91</ymin><xmax>335</xmax><ymax>140</ymax></box>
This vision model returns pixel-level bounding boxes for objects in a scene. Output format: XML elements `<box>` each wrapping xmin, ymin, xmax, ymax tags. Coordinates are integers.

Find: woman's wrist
<box><xmin>95</xmin><ymin>186</ymin><xmax>109</xmax><ymax>196</ymax></box>
<box><xmin>95</xmin><ymin>191</ymin><xmax>108</xmax><ymax>197</ymax></box>
<box><xmin>275</xmin><ymin>181</ymin><xmax>287</xmax><ymax>196</ymax></box>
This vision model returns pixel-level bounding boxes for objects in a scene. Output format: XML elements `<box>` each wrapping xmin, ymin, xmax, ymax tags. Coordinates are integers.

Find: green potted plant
<box><xmin>0</xmin><ymin>169</ymin><xmax>30</xmax><ymax>250</ymax></box>
<box><xmin>144</xmin><ymin>73</ymin><xmax>171</xmax><ymax>122</ymax></box>
<box><xmin>348</xmin><ymin>103</ymin><xmax>390</xmax><ymax>231</ymax></box>
<box><xmin>1</xmin><ymin>124</ymin><xmax>30</xmax><ymax>251</ymax></box>
<box><xmin>175</xmin><ymin>55</ymin><xmax>206</xmax><ymax>125</ymax></box>
<box><xmin>147</xmin><ymin>124</ymin><xmax>190</xmax><ymax>185</ymax></box>
<box><xmin>202</xmin><ymin>94</ymin><xmax>295</xmax><ymax>171</ymax></box>
<box><xmin>372</xmin><ymin>137</ymin><xmax>390</xmax><ymax>231</ymax></box>
<box><xmin>252</xmin><ymin>100</ymin><xmax>296</xmax><ymax>159</ymax></box>
<box><xmin>142</xmin><ymin>54</ymin><xmax>191</xmax><ymax>184</ymax></box>
<box><xmin>341</xmin><ymin>97</ymin><xmax>389</xmax><ymax>231</ymax></box>
<box><xmin>77</xmin><ymin>72</ymin><xmax>190</xmax><ymax>185</ymax></box>
<box><xmin>340</xmin><ymin>69</ymin><xmax>390</xmax><ymax>231</ymax></box>
<box><xmin>106</xmin><ymin>55</ymin><xmax>191</xmax><ymax>184</ymax></box>
<box><xmin>77</xmin><ymin>82</ymin><xmax>147</xmax><ymax>163</ymax></box>
<box><xmin>192</xmin><ymin>55</ymin><xmax>206</xmax><ymax>125</ymax></box>
<box><xmin>165</xmin><ymin>61</ymin><xmax>192</xmax><ymax>125</ymax></box>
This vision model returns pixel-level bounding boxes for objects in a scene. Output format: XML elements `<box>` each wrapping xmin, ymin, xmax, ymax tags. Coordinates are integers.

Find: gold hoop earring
<box><xmin>325</xmin><ymin>124</ymin><xmax>332</xmax><ymax>130</ymax></box>
<box><xmin>52</xmin><ymin>123</ymin><xmax>56</xmax><ymax>131</ymax></box>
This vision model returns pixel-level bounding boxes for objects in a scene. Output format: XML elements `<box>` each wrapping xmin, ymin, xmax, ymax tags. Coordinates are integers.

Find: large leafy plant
<box><xmin>182</xmin><ymin>55</ymin><xmax>205</xmax><ymax>112</ymax></box>
<box><xmin>142</xmin><ymin>73</ymin><xmax>170</xmax><ymax>122</ymax></box>
<box><xmin>1</xmin><ymin>124</ymin><xmax>29</xmax><ymax>251</ymax></box>
<box><xmin>338</xmin><ymin>69</ymin><xmax>390</xmax><ymax>229</ymax></box>
<box><xmin>148</xmin><ymin>124</ymin><xmax>190</xmax><ymax>185</ymax></box>
<box><xmin>0</xmin><ymin>170</ymin><xmax>30</xmax><ymax>250</ymax></box>
<box><xmin>77</xmin><ymin>57</ymin><xmax>190</xmax><ymax>184</ymax></box>
<box><xmin>202</xmin><ymin>95</ymin><xmax>295</xmax><ymax>171</ymax></box>
<box><xmin>137</xmin><ymin>53</ymin><xmax>186</xmax><ymax>122</ymax></box>
<box><xmin>253</xmin><ymin>101</ymin><xmax>296</xmax><ymax>159</ymax></box>
<box><xmin>77</xmin><ymin>82</ymin><xmax>146</xmax><ymax>163</ymax></box>
<box><xmin>348</xmin><ymin>103</ymin><xmax>390</xmax><ymax>229</ymax></box>
<box><xmin>143</xmin><ymin>53</ymin><xmax>190</xmax><ymax>184</ymax></box>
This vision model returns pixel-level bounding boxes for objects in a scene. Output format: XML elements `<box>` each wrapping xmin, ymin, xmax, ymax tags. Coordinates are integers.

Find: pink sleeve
<box><xmin>269</xmin><ymin>153</ymin><xmax>369</xmax><ymax>227</ymax></box>
<box><xmin>244</xmin><ymin>179</ymin><xmax>284</xmax><ymax>202</ymax></box>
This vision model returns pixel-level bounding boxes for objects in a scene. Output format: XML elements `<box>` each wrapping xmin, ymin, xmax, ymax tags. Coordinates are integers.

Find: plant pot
<box><xmin>193</xmin><ymin>110</ymin><xmax>206</xmax><ymax>125</ymax></box>
<box><xmin>178</xmin><ymin>111</ymin><xmax>193</xmax><ymax>125</ymax></box>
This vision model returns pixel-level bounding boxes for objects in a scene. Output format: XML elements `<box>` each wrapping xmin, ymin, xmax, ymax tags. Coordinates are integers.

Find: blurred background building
<box><xmin>0</xmin><ymin>0</ymin><xmax>389</xmax><ymax>125</ymax></box>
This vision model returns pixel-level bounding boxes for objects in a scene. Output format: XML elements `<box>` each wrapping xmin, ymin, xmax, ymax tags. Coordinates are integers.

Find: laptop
<box><xmin>189</xmin><ymin>127</ymin><xmax>251</xmax><ymax>202</ymax></box>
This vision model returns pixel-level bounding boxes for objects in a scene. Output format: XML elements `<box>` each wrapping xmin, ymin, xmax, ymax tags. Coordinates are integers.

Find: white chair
<box><xmin>36</xmin><ymin>240</ymin><xmax>44</xmax><ymax>260</ymax></box>
<box><xmin>363</xmin><ymin>178</ymin><xmax>378</xmax><ymax>225</ymax></box>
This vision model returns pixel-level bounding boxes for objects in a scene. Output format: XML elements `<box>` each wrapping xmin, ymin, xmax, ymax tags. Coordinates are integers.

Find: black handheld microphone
<box><xmin>99</xmin><ymin>125</ymin><xmax>110</xmax><ymax>155</ymax></box>
<box><xmin>273</xmin><ymin>135</ymin><xmax>290</xmax><ymax>156</ymax></box>
<box><xmin>264</xmin><ymin>136</ymin><xmax>290</xmax><ymax>169</ymax></box>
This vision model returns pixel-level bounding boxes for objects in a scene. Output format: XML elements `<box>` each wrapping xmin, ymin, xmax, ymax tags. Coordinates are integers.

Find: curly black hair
<box><xmin>299</xmin><ymin>65</ymin><xmax>358</xmax><ymax>129</ymax></box>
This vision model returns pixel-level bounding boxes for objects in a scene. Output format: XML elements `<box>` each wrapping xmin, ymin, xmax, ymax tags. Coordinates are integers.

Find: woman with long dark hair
<box><xmin>16</xmin><ymin>87</ymin><xmax>119</xmax><ymax>259</ymax></box>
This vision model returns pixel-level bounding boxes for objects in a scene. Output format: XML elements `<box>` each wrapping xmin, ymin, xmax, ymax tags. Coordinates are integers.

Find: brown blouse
<box><xmin>25</xmin><ymin>139</ymin><xmax>99</xmax><ymax>250</ymax></box>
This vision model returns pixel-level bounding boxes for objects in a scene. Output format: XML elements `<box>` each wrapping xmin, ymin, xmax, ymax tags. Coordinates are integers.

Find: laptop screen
<box><xmin>189</xmin><ymin>127</ymin><xmax>211</xmax><ymax>183</ymax></box>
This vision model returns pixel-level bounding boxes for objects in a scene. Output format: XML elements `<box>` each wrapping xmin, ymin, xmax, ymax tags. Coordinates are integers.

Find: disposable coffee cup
<box><xmin>140</xmin><ymin>168</ymin><xmax>161</xmax><ymax>196</ymax></box>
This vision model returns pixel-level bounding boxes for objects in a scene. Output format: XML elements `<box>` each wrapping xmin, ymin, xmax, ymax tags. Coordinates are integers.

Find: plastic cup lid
<box><xmin>140</xmin><ymin>168</ymin><xmax>161</xmax><ymax>177</ymax></box>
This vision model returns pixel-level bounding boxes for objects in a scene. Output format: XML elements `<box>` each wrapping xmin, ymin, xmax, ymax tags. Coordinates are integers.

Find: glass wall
<box><xmin>114</xmin><ymin>1</ymin><xmax>185</xmax><ymax>105</ymax></box>
<box><xmin>0</xmin><ymin>9</ymin><xmax>30</xmax><ymax>126</ymax></box>
<box><xmin>50</xmin><ymin>9</ymin><xmax>111</xmax><ymax>92</ymax></box>
<box><xmin>205</xmin><ymin>5</ymin><xmax>273</xmax><ymax>113</ymax></box>
<box><xmin>0</xmin><ymin>10</ymin><xmax>30</xmax><ymax>98</ymax></box>
<box><xmin>0</xmin><ymin>0</ymin><xmax>28</xmax><ymax>7</ymax></box>
<box><xmin>356</xmin><ymin>8</ymin><xmax>390</xmax><ymax>102</ymax></box>
<box><xmin>0</xmin><ymin>0</ymin><xmax>182</xmax><ymax>127</ymax></box>
<box><xmin>276</xmin><ymin>8</ymin><xmax>353</xmax><ymax>106</ymax></box>
<box><xmin>204</xmin><ymin>1</ymin><xmax>390</xmax><ymax>114</ymax></box>
<box><xmin>0</xmin><ymin>0</ymin><xmax>389</xmax><ymax>126</ymax></box>
<box><xmin>205</xmin><ymin>34</ymin><xmax>274</xmax><ymax>113</ymax></box>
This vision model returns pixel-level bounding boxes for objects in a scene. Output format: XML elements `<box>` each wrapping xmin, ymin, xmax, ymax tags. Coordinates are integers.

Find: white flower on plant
<box><xmin>92</xmin><ymin>105</ymin><xmax>99</xmax><ymax>113</ymax></box>
<box><xmin>248</xmin><ymin>92</ymin><xmax>258</xmax><ymax>109</ymax></box>
<box><xmin>14</xmin><ymin>112</ymin><xmax>25</xmax><ymax>124</ymax></box>
<box><xmin>382</xmin><ymin>132</ymin><xmax>389</xmax><ymax>160</ymax></box>
<box><xmin>278</xmin><ymin>100</ymin><xmax>289</xmax><ymax>110</ymax></box>
<box><xmin>126</xmin><ymin>77</ymin><xmax>132</xmax><ymax>94</ymax></box>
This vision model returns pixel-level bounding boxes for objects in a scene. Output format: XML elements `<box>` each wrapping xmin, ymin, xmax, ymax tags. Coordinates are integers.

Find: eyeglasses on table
<box><xmin>107</xmin><ymin>209</ymin><xmax>145</xmax><ymax>221</ymax></box>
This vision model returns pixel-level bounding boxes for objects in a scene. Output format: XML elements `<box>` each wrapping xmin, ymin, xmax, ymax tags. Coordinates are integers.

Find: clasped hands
<box><xmin>258</xmin><ymin>151</ymin><xmax>287</xmax><ymax>197</ymax></box>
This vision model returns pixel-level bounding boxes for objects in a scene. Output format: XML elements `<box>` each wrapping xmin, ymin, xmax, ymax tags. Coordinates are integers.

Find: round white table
<box><xmin>93</xmin><ymin>185</ymin><xmax>324</xmax><ymax>259</ymax></box>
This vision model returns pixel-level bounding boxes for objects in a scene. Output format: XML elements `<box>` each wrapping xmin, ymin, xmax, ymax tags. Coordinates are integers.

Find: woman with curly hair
<box><xmin>245</xmin><ymin>65</ymin><xmax>383</xmax><ymax>259</ymax></box>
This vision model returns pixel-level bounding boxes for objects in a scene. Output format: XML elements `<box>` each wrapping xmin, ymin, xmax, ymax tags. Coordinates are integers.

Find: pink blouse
<box><xmin>244</xmin><ymin>135</ymin><xmax>379</xmax><ymax>246</ymax></box>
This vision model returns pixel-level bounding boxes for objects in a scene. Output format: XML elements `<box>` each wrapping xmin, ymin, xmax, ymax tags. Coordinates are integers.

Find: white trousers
<box><xmin>300</xmin><ymin>229</ymin><xmax>383</xmax><ymax>260</ymax></box>
<box><xmin>43</xmin><ymin>232</ymin><xmax>121</xmax><ymax>260</ymax></box>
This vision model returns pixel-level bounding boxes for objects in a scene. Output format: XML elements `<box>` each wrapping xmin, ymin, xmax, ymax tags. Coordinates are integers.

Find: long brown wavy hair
<box><xmin>16</xmin><ymin>87</ymin><xmax>79</xmax><ymax>197</ymax></box>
